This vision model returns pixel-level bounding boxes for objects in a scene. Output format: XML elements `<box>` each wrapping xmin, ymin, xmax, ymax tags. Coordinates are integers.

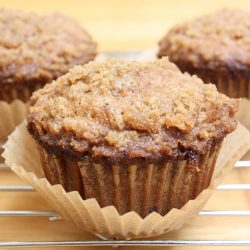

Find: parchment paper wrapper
<box><xmin>136</xmin><ymin>47</ymin><xmax>158</xmax><ymax>61</ymax></box>
<box><xmin>236</xmin><ymin>98</ymin><xmax>250</xmax><ymax>130</ymax></box>
<box><xmin>0</xmin><ymin>100</ymin><xmax>28</xmax><ymax>142</ymax></box>
<box><xmin>3</xmin><ymin>121</ymin><xmax>250</xmax><ymax>239</ymax></box>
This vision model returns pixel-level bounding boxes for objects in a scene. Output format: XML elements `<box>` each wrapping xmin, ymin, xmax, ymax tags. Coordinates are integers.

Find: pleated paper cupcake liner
<box><xmin>199</xmin><ymin>75</ymin><xmax>250</xmax><ymax>99</ymax></box>
<box><xmin>37</xmin><ymin>142</ymin><xmax>221</xmax><ymax>218</ymax></box>
<box><xmin>0</xmin><ymin>100</ymin><xmax>28</xmax><ymax>141</ymax></box>
<box><xmin>3</xmin><ymin>121</ymin><xmax>250</xmax><ymax>239</ymax></box>
<box><xmin>134</xmin><ymin>48</ymin><xmax>158</xmax><ymax>61</ymax></box>
<box><xmin>236</xmin><ymin>98</ymin><xmax>250</xmax><ymax>131</ymax></box>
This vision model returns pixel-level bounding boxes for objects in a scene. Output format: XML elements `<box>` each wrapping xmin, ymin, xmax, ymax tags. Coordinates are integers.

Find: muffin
<box><xmin>27</xmin><ymin>58</ymin><xmax>238</xmax><ymax>218</ymax></box>
<box><xmin>158</xmin><ymin>9</ymin><xmax>250</xmax><ymax>98</ymax></box>
<box><xmin>0</xmin><ymin>8</ymin><xmax>97</xmax><ymax>103</ymax></box>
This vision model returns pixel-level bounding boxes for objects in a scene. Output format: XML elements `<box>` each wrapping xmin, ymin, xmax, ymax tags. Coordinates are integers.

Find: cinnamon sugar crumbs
<box><xmin>0</xmin><ymin>8</ymin><xmax>96</xmax><ymax>85</ymax></box>
<box><xmin>158</xmin><ymin>9</ymin><xmax>250</xmax><ymax>68</ymax></box>
<box><xmin>28</xmin><ymin>58</ymin><xmax>238</xmax><ymax>156</ymax></box>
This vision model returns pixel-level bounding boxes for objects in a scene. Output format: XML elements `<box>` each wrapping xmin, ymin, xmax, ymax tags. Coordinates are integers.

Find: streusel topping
<box><xmin>28</xmin><ymin>58</ymin><xmax>238</xmax><ymax>159</ymax></box>
<box><xmin>158</xmin><ymin>9</ymin><xmax>250</xmax><ymax>69</ymax></box>
<box><xmin>0</xmin><ymin>8</ymin><xmax>96</xmax><ymax>85</ymax></box>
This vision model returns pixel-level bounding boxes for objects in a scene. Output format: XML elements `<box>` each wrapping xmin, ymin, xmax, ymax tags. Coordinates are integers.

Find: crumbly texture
<box><xmin>28</xmin><ymin>58</ymin><xmax>238</xmax><ymax>161</ymax></box>
<box><xmin>0</xmin><ymin>8</ymin><xmax>97</xmax><ymax>86</ymax></box>
<box><xmin>158</xmin><ymin>9</ymin><xmax>250</xmax><ymax>71</ymax></box>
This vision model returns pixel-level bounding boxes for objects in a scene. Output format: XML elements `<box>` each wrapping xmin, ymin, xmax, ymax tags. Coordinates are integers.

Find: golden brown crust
<box><xmin>158</xmin><ymin>9</ymin><xmax>250</xmax><ymax>71</ymax></box>
<box><xmin>0</xmin><ymin>8</ymin><xmax>97</xmax><ymax>87</ymax></box>
<box><xmin>27</xmin><ymin>58</ymin><xmax>238</xmax><ymax>161</ymax></box>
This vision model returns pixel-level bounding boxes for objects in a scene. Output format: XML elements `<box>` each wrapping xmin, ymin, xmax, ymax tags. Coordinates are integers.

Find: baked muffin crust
<box><xmin>28</xmin><ymin>58</ymin><xmax>238</xmax><ymax>161</ymax></box>
<box><xmin>158</xmin><ymin>9</ymin><xmax>250</xmax><ymax>72</ymax></box>
<box><xmin>0</xmin><ymin>8</ymin><xmax>96</xmax><ymax>86</ymax></box>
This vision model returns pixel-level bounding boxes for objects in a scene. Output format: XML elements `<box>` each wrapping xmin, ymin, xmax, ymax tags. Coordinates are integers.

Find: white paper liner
<box><xmin>3</xmin><ymin>121</ymin><xmax>250</xmax><ymax>239</ymax></box>
<box><xmin>135</xmin><ymin>47</ymin><xmax>158</xmax><ymax>61</ymax></box>
<box><xmin>0</xmin><ymin>100</ymin><xmax>28</xmax><ymax>142</ymax></box>
<box><xmin>236</xmin><ymin>98</ymin><xmax>250</xmax><ymax>130</ymax></box>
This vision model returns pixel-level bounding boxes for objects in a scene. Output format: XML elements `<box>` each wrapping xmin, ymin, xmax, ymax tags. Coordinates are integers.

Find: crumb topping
<box><xmin>0</xmin><ymin>8</ymin><xmax>97</xmax><ymax>85</ymax></box>
<box><xmin>158</xmin><ymin>9</ymin><xmax>250</xmax><ymax>69</ymax></box>
<box><xmin>28</xmin><ymin>58</ymin><xmax>238</xmax><ymax>159</ymax></box>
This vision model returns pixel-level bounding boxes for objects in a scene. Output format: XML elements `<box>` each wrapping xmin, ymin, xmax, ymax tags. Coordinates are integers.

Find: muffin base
<box><xmin>0</xmin><ymin>82</ymin><xmax>43</xmax><ymax>103</ymax></box>
<box><xmin>37</xmin><ymin>142</ymin><xmax>222</xmax><ymax>218</ymax></box>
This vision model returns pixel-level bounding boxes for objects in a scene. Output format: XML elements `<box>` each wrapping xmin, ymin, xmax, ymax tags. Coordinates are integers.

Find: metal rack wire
<box><xmin>1</xmin><ymin>51</ymin><xmax>250</xmax><ymax>248</ymax></box>
<box><xmin>0</xmin><ymin>161</ymin><xmax>250</xmax><ymax>248</ymax></box>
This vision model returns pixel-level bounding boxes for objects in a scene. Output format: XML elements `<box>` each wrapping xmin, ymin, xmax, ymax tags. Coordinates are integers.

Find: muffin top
<box><xmin>0</xmin><ymin>8</ymin><xmax>96</xmax><ymax>85</ymax></box>
<box><xmin>158</xmin><ymin>9</ymin><xmax>250</xmax><ymax>71</ymax></box>
<box><xmin>28</xmin><ymin>58</ymin><xmax>238</xmax><ymax>162</ymax></box>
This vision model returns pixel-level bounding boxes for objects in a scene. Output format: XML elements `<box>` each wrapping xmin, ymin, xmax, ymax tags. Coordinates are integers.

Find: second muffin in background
<box><xmin>27</xmin><ymin>58</ymin><xmax>238</xmax><ymax>218</ymax></box>
<box><xmin>0</xmin><ymin>8</ymin><xmax>97</xmax><ymax>102</ymax></box>
<box><xmin>158</xmin><ymin>9</ymin><xmax>250</xmax><ymax>98</ymax></box>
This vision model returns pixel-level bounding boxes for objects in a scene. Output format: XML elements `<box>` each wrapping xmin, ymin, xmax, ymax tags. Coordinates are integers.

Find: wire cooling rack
<box><xmin>1</xmin><ymin>158</ymin><xmax>250</xmax><ymax>248</ymax></box>
<box><xmin>1</xmin><ymin>51</ymin><xmax>250</xmax><ymax>248</ymax></box>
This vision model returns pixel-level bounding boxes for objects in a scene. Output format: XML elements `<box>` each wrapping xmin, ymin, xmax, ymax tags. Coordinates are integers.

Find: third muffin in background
<box><xmin>0</xmin><ymin>8</ymin><xmax>97</xmax><ymax>102</ymax></box>
<box><xmin>158</xmin><ymin>9</ymin><xmax>250</xmax><ymax>98</ymax></box>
